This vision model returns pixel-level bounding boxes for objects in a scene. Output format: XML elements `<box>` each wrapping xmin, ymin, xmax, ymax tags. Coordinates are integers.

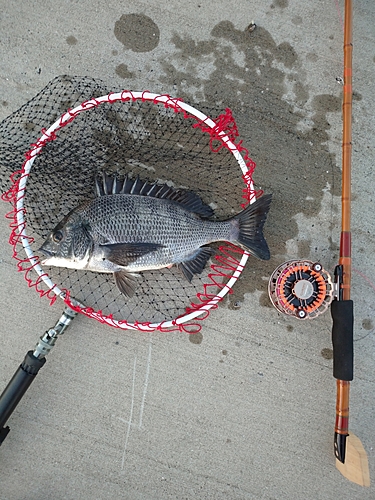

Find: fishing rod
<box><xmin>331</xmin><ymin>0</ymin><xmax>370</xmax><ymax>486</ymax></box>
<box><xmin>332</xmin><ymin>0</ymin><xmax>369</xmax><ymax>486</ymax></box>
<box><xmin>332</xmin><ymin>0</ymin><xmax>354</xmax><ymax>466</ymax></box>
<box><xmin>268</xmin><ymin>0</ymin><xmax>370</xmax><ymax>486</ymax></box>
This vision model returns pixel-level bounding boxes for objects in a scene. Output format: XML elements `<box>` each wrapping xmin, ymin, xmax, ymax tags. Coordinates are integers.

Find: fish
<box><xmin>39</xmin><ymin>173</ymin><xmax>272</xmax><ymax>297</ymax></box>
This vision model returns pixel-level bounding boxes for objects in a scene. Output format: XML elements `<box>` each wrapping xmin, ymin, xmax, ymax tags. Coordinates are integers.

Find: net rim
<box><xmin>13</xmin><ymin>90</ymin><xmax>253</xmax><ymax>331</ymax></box>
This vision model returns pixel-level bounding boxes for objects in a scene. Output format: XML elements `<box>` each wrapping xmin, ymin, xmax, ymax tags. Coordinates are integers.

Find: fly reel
<box><xmin>268</xmin><ymin>260</ymin><xmax>333</xmax><ymax>319</ymax></box>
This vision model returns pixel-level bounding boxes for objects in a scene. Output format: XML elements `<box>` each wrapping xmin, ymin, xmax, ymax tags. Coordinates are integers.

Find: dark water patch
<box><xmin>293</xmin><ymin>80</ymin><xmax>309</xmax><ymax>105</ymax></box>
<box><xmin>274</xmin><ymin>0</ymin><xmax>289</xmax><ymax>7</ymax></box>
<box><xmin>170</xmin><ymin>34</ymin><xmax>216</xmax><ymax>56</ymax></box>
<box><xmin>361</xmin><ymin>318</ymin><xmax>373</xmax><ymax>330</ymax></box>
<box><xmin>114</xmin><ymin>14</ymin><xmax>160</xmax><ymax>52</ymax></box>
<box><xmin>275</xmin><ymin>41</ymin><xmax>298</xmax><ymax>69</ymax></box>
<box><xmin>306</xmin><ymin>52</ymin><xmax>318</xmax><ymax>63</ymax></box>
<box><xmin>259</xmin><ymin>291</ymin><xmax>272</xmax><ymax>308</ymax></box>
<box><xmin>292</xmin><ymin>16</ymin><xmax>303</xmax><ymax>26</ymax></box>
<box><xmin>189</xmin><ymin>332</ymin><xmax>203</xmax><ymax>344</ymax></box>
<box><xmin>115</xmin><ymin>63</ymin><xmax>135</xmax><ymax>79</ymax></box>
<box><xmin>321</xmin><ymin>347</ymin><xmax>333</xmax><ymax>360</ymax></box>
<box><xmin>298</xmin><ymin>239</ymin><xmax>312</xmax><ymax>258</ymax></box>
<box><xmin>158</xmin><ymin>21</ymin><xmax>341</xmax><ymax>305</ymax></box>
<box><xmin>66</xmin><ymin>35</ymin><xmax>78</xmax><ymax>46</ymax></box>
<box><xmin>329</xmin><ymin>236</ymin><xmax>339</xmax><ymax>254</ymax></box>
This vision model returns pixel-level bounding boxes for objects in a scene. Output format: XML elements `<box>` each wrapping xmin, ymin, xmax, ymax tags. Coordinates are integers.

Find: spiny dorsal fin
<box><xmin>95</xmin><ymin>172</ymin><xmax>214</xmax><ymax>218</ymax></box>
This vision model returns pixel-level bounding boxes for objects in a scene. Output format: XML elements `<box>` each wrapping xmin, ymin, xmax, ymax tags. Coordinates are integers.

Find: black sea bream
<box><xmin>39</xmin><ymin>173</ymin><xmax>272</xmax><ymax>296</ymax></box>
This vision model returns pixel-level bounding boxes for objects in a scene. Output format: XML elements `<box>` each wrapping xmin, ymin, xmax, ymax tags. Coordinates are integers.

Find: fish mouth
<box><xmin>39</xmin><ymin>246</ymin><xmax>53</xmax><ymax>256</ymax></box>
<box><xmin>38</xmin><ymin>247</ymin><xmax>54</xmax><ymax>263</ymax></box>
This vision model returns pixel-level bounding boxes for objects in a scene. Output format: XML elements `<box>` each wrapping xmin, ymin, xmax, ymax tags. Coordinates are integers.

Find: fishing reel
<box><xmin>268</xmin><ymin>260</ymin><xmax>334</xmax><ymax>319</ymax></box>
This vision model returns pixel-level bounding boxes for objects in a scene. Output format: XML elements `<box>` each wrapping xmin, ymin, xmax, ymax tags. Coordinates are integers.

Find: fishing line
<box><xmin>333</xmin><ymin>0</ymin><xmax>344</xmax><ymax>32</ymax></box>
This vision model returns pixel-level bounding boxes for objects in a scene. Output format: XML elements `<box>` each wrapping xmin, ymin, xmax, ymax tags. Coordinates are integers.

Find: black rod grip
<box><xmin>0</xmin><ymin>351</ymin><xmax>46</xmax><ymax>431</ymax></box>
<box><xmin>331</xmin><ymin>300</ymin><xmax>354</xmax><ymax>381</ymax></box>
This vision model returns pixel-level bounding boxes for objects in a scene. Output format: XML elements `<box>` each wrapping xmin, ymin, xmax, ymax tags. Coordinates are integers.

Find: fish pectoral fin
<box><xmin>177</xmin><ymin>247</ymin><xmax>214</xmax><ymax>282</ymax></box>
<box><xmin>114</xmin><ymin>270</ymin><xmax>138</xmax><ymax>297</ymax></box>
<box><xmin>101</xmin><ymin>242</ymin><xmax>163</xmax><ymax>267</ymax></box>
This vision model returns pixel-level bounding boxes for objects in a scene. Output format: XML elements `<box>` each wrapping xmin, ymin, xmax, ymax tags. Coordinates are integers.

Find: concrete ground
<box><xmin>0</xmin><ymin>0</ymin><xmax>374</xmax><ymax>498</ymax></box>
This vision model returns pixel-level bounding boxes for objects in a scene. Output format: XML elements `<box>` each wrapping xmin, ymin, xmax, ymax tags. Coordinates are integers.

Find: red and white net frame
<box><xmin>3</xmin><ymin>91</ymin><xmax>260</xmax><ymax>333</ymax></box>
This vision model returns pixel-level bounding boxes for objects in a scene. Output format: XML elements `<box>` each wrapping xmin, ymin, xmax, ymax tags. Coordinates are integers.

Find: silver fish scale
<box><xmin>80</xmin><ymin>195</ymin><xmax>231</xmax><ymax>269</ymax></box>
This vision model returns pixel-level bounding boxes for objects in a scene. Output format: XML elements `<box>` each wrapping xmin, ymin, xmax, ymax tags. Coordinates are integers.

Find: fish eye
<box><xmin>52</xmin><ymin>230</ymin><xmax>64</xmax><ymax>243</ymax></box>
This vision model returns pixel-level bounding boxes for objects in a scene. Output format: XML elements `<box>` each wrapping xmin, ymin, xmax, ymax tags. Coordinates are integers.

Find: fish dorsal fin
<box><xmin>95</xmin><ymin>172</ymin><xmax>214</xmax><ymax>219</ymax></box>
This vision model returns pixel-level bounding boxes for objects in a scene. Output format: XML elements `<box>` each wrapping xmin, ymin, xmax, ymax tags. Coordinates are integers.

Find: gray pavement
<box><xmin>0</xmin><ymin>0</ymin><xmax>374</xmax><ymax>498</ymax></box>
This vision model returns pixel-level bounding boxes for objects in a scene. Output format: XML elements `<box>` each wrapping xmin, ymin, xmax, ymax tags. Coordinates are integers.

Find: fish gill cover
<box><xmin>0</xmin><ymin>76</ymin><xmax>263</xmax><ymax>332</ymax></box>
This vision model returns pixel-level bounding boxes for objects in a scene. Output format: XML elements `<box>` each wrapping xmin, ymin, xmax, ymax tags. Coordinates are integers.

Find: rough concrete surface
<box><xmin>0</xmin><ymin>0</ymin><xmax>374</xmax><ymax>499</ymax></box>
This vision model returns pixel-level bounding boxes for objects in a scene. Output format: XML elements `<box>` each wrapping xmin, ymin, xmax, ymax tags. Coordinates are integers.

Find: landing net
<box><xmin>0</xmin><ymin>76</ymin><xmax>260</xmax><ymax>332</ymax></box>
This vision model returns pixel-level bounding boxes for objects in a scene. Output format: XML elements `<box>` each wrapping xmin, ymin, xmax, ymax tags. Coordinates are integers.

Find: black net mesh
<box><xmin>0</xmin><ymin>76</ymin><xmax>251</xmax><ymax>327</ymax></box>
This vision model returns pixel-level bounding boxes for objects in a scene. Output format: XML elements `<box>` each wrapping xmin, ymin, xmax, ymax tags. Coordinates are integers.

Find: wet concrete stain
<box><xmin>114</xmin><ymin>14</ymin><xmax>160</xmax><ymax>52</ymax></box>
<box><xmin>292</xmin><ymin>16</ymin><xmax>303</xmax><ymax>26</ymax></box>
<box><xmin>258</xmin><ymin>291</ymin><xmax>273</xmax><ymax>308</ymax></box>
<box><xmin>115</xmin><ymin>63</ymin><xmax>135</xmax><ymax>79</ymax></box>
<box><xmin>271</xmin><ymin>0</ymin><xmax>289</xmax><ymax>8</ymax></box>
<box><xmin>158</xmin><ymin>21</ymin><xmax>341</xmax><ymax>307</ymax></box>
<box><xmin>66</xmin><ymin>35</ymin><xmax>78</xmax><ymax>46</ymax></box>
<box><xmin>188</xmin><ymin>332</ymin><xmax>203</xmax><ymax>344</ymax></box>
<box><xmin>321</xmin><ymin>348</ymin><xmax>333</xmax><ymax>360</ymax></box>
<box><xmin>306</xmin><ymin>52</ymin><xmax>318</xmax><ymax>63</ymax></box>
<box><xmin>361</xmin><ymin>318</ymin><xmax>373</xmax><ymax>330</ymax></box>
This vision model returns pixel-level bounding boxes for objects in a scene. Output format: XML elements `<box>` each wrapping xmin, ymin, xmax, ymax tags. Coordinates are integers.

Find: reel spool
<box><xmin>268</xmin><ymin>260</ymin><xmax>333</xmax><ymax>319</ymax></box>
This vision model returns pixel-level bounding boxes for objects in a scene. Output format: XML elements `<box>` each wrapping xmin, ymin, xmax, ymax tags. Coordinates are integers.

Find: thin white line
<box><xmin>116</xmin><ymin>417</ymin><xmax>138</xmax><ymax>427</ymax></box>
<box><xmin>121</xmin><ymin>356</ymin><xmax>137</xmax><ymax>470</ymax></box>
<box><xmin>138</xmin><ymin>335</ymin><xmax>153</xmax><ymax>429</ymax></box>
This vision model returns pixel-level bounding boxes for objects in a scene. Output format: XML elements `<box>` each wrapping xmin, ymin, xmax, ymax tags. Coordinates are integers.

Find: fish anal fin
<box><xmin>114</xmin><ymin>270</ymin><xmax>137</xmax><ymax>297</ymax></box>
<box><xmin>177</xmin><ymin>247</ymin><xmax>214</xmax><ymax>282</ymax></box>
<box><xmin>101</xmin><ymin>242</ymin><xmax>163</xmax><ymax>267</ymax></box>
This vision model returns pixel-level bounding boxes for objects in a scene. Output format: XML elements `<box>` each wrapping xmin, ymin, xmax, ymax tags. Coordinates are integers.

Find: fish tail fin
<box><xmin>232</xmin><ymin>194</ymin><xmax>272</xmax><ymax>260</ymax></box>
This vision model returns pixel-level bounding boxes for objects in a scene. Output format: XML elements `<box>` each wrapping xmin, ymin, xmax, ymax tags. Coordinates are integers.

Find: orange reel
<box><xmin>268</xmin><ymin>260</ymin><xmax>333</xmax><ymax>319</ymax></box>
